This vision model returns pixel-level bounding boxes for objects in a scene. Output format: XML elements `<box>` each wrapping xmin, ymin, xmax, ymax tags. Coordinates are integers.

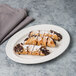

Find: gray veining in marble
<box><xmin>0</xmin><ymin>0</ymin><xmax>76</xmax><ymax>76</ymax></box>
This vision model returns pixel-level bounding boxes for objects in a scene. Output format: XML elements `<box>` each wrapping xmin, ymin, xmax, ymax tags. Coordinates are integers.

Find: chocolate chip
<box><xmin>50</xmin><ymin>30</ymin><xmax>53</xmax><ymax>33</ymax></box>
<box><xmin>31</xmin><ymin>35</ymin><xmax>37</xmax><ymax>37</ymax></box>
<box><xmin>14</xmin><ymin>44</ymin><xmax>23</xmax><ymax>52</ymax></box>
<box><xmin>40</xmin><ymin>46</ymin><xmax>50</xmax><ymax>55</ymax></box>
<box><xmin>21</xmin><ymin>43</ymin><xmax>23</xmax><ymax>45</ymax></box>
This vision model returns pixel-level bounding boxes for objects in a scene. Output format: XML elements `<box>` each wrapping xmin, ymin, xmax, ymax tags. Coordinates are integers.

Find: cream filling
<box><xmin>33</xmin><ymin>46</ymin><xmax>41</xmax><ymax>51</ymax></box>
<box><xmin>28</xmin><ymin>45</ymin><xmax>34</xmax><ymax>51</ymax></box>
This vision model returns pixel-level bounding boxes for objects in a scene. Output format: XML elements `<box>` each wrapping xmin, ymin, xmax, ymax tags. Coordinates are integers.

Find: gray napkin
<box><xmin>0</xmin><ymin>4</ymin><xmax>34</xmax><ymax>44</ymax></box>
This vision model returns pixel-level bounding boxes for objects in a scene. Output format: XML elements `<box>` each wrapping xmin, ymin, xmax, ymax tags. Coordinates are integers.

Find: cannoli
<box><xmin>28</xmin><ymin>30</ymin><xmax>62</xmax><ymax>41</ymax></box>
<box><xmin>24</xmin><ymin>36</ymin><xmax>56</xmax><ymax>47</ymax></box>
<box><xmin>14</xmin><ymin>44</ymin><xmax>50</xmax><ymax>56</ymax></box>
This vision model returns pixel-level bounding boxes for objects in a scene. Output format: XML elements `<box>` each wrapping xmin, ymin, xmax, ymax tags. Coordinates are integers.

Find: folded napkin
<box><xmin>0</xmin><ymin>4</ymin><xmax>34</xmax><ymax>44</ymax></box>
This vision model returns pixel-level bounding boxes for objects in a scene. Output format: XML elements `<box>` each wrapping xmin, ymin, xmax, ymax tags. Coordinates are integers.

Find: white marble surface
<box><xmin>0</xmin><ymin>0</ymin><xmax>76</xmax><ymax>76</ymax></box>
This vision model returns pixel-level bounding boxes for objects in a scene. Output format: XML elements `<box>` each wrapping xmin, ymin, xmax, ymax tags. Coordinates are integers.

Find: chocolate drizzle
<box><xmin>51</xmin><ymin>38</ymin><xmax>56</xmax><ymax>45</ymax></box>
<box><xmin>24</xmin><ymin>38</ymin><xmax>29</xmax><ymax>41</ymax></box>
<box><xmin>46</xmin><ymin>37</ymin><xmax>48</xmax><ymax>46</ymax></box>
<box><xmin>38</xmin><ymin>30</ymin><xmax>40</xmax><ymax>36</ymax></box>
<box><xmin>40</xmin><ymin>46</ymin><xmax>50</xmax><ymax>55</ymax></box>
<box><xmin>28</xmin><ymin>31</ymin><xmax>32</xmax><ymax>37</ymax></box>
<box><xmin>27</xmin><ymin>46</ymin><xmax>29</xmax><ymax>54</ymax></box>
<box><xmin>31</xmin><ymin>35</ymin><xmax>37</xmax><ymax>37</ymax></box>
<box><xmin>21</xmin><ymin>43</ymin><xmax>23</xmax><ymax>45</ymax></box>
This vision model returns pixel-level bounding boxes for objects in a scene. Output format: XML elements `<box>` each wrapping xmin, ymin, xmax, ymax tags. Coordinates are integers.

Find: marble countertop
<box><xmin>0</xmin><ymin>0</ymin><xmax>76</xmax><ymax>76</ymax></box>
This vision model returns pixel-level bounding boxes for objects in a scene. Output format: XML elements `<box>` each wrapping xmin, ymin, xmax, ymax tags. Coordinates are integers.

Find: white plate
<box><xmin>6</xmin><ymin>24</ymin><xmax>70</xmax><ymax>64</ymax></box>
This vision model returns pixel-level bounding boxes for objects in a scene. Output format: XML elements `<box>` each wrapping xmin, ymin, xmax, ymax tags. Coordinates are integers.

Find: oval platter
<box><xmin>6</xmin><ymin>24</ymin><xmax>70</xmax><ymax>64</ymax></box>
